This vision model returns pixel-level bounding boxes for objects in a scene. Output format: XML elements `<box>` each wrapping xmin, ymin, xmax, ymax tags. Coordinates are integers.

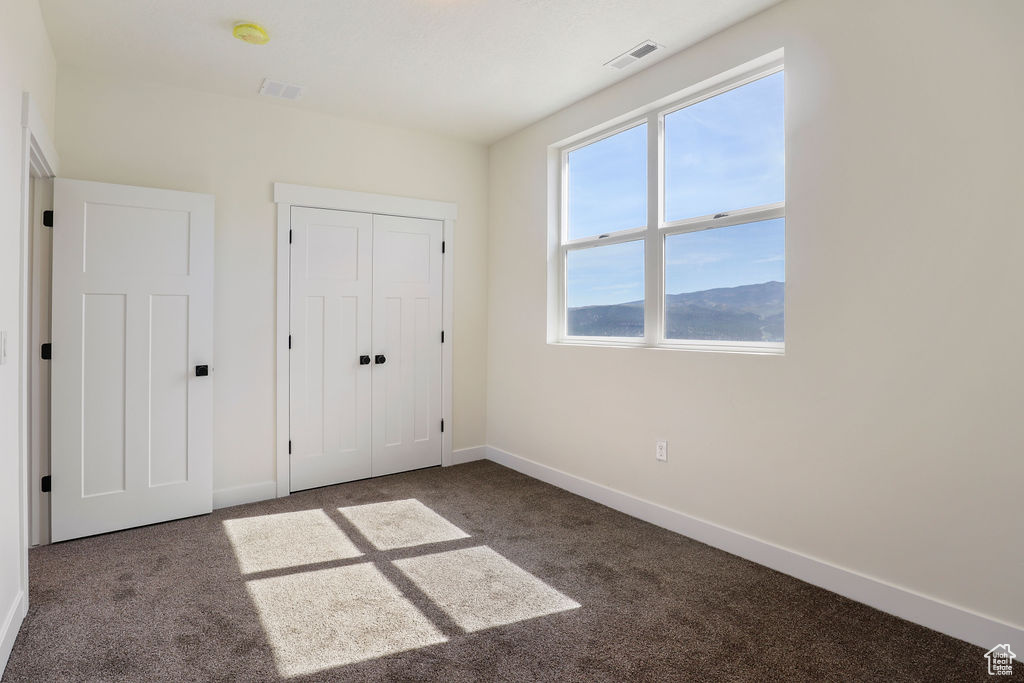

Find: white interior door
<box><xmin>371</xmin><ymin>214</ymin><xmax>443</xmax><ymax>477</ymax></box>
<box><xmin>289</xmin><ymin>207</ymin><xmax>373</xmax><ymax>491</ymax></box>
<box><xmin>50</xmin><ymin>179</ymin><xmax>214</xmax><ymax>542</ymax></box>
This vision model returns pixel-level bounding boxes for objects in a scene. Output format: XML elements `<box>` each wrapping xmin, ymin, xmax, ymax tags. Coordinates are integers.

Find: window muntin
<box><xmin>663</xmin><ymin>218</ymin><xmax>784</xmax><ymax>342</ymax></box>
<box><xmin>566</xmin><ymin>123</ymin><xmax>647</xmax><ymax>241</ymax></box>
<box><xmin>566</xmin><ymin>240</ymin><xmax>645</xmax><ymax>338</ymax></box>
<box><xmin>557</xmin><ymin>62</ymin><xmax>785</xmax><ymax>352</ymax></box>
<box><xmin>664</xmin><ymin>71</ymin><xmax>784</xmax><ymax>223</ymax></box>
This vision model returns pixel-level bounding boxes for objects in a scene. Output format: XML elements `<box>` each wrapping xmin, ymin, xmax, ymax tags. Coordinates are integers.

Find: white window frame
<box><xmin>554</xmin><ymin>58</ymin><xmax>785</xmax><ymax>354</ymax></box>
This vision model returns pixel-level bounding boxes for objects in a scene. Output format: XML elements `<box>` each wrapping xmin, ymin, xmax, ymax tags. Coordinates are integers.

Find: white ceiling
<box><xmin>39</xmin><ymin>0</ymin><xmax>780</xmax><ymax>143</ymax></box>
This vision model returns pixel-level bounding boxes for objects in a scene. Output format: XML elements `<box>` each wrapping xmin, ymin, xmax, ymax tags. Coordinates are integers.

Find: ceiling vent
<box><xmin>259</xmin><ymin>78</ymin><xmax>304</xmax><ymax>100</ymax></box>
<box><xmin>605</xmin><ymin>40</ymin><xmax>663</xmax><ymax>70</ymax></box>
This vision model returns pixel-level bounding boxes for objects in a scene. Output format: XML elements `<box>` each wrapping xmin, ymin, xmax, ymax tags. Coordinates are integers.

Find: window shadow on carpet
<box><xmin>223</xmin><ymin>497</ymin><xmax>580</xmax><ymax>677</ymax></box>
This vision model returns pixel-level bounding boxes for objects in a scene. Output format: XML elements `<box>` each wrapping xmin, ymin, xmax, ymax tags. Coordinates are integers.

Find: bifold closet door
<box><xmin>371</xmin><ymin>214</ymin><xmax>443</xmax><ymax>477</ymax></box>
<box><xmin>289</xmin><ymin>207</ymin><xmax>373</xmax><ymax>491</ymax></box>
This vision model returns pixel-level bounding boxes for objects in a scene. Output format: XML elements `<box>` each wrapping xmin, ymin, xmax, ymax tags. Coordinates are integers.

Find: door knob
<box><xmin>374</xmin><ymin>354</ymin><xmax>386</xmax><ymax>365</ymax></box>
<box><xmin>195</xmin><ymin>365</ymin><xmax>209</xmax><ymax>377</ymax></box>
<box><xmin>359</xmin><ymin>355</ymin><xmax>371</xmax><ymax>365</ymax></box>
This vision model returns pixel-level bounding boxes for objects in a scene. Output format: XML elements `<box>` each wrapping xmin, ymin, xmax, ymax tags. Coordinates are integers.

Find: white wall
<box><xmin>487</xmin><ymin>0</ymin><xmax>1023</xmax><ymax>632</ymax></box>
<box><xmin>55</xmin><ymin>69</ymin><xmax>489</xmax><ymax>498</ymax></box>
<box><xmin>0</xmin><ymin>0</ymin><xmax>56</xmax><ymax>670</ymax></box>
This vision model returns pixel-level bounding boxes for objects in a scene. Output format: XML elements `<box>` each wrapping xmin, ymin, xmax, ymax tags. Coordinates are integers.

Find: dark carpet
<box><xmin>2</xmin><ymin>460</ymin><xmax>1014</xmax><ymax>682</ymax></box>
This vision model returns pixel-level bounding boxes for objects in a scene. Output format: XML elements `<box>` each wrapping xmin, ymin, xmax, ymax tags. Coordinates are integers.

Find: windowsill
<box><xmin>549</xmin><ymin>338</ymin><xmax>784</xmax><ymax>355</ymax></box>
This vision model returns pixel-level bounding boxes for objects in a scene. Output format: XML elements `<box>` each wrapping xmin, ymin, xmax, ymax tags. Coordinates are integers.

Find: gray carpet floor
<box><xmin>3</xmin><ymin>460</ymin><xmax>1016</xmax><ymax>682</ymax></box>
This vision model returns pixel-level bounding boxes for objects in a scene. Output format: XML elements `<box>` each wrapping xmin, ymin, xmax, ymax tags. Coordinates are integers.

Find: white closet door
<box><xmin>289</xmin><ymin>207</ymin><xmax>373</xmax><ymax>491</ymax></box>
<box><xmin>50</xmin><ymin>179</ymin><xmax>214</xmax><ymax>542</ymax></box>
<box><xmin>371</xmin><ymin>214</ymin><xmax>443</xmax><ymax>476</ymax></box>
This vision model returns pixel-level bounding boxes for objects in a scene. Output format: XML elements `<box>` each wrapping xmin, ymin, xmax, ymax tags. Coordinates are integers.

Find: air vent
<box><xmin>605</xmin><ymin>40</ymin><xmax>663</xmax><ymax>70</ymax></box>
<box><xmin>629</xmin><ymin>43</ymin><xmax>659</xmax><ymax>59</ymax></box>
<box><xmin>258</xmin><ymin>78</ymin><xmax>305</xmax><ymax>100</ymax></box>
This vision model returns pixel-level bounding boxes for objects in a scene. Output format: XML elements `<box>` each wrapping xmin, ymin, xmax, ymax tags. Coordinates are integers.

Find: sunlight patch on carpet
<box><xmin>394</xmin><ymin>546</ymin><xmax>580</xmax><ymax>632</ymax></box>
<box><xmin>223</xmin><ymin>509</ymin><xmax>362</xmax><ymax>573</ymax></box>
<box><xmin>247</xmin><ymin>563</ymin><xmax>447</xmax><ymax>677</ymax></box>
<box><xmin>338</xmin><ymin>499</ymin><xmax>470</xmax><ymax>550</ymax></box>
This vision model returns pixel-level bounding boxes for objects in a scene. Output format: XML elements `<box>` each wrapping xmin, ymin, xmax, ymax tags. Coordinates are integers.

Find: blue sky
<box><xmin>566</xmin><ymin>71</ymin><xmax>784</xmax><ymax>308</ymax></box>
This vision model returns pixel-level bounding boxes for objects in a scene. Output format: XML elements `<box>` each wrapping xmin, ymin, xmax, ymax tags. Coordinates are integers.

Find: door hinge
<box><xmin>441</xmin><ymin>240</ymin><xmax>445</xmax><ymax>254</ymax></box>
<box><xmin>42</xmin><ymin>210</ymin><xmax>53</xmax><ymax>228</ymax></box>
<box><xmin>288</xmin><ymin>335</ymin><xmax>292</xmax><ymax>349</ymax></box>
<box><xmin>440</xmin><ymin>419</ymin><xmax>444</xmax><ymax>433</ymax></box>
<box><xmin>41</xmin><ymin>475</ymin><xmax>51</xmax><ymax>493</ymax></box>
<box><xmin>289</xmin><ymin>229</ymin><xmax>293</xmax><ymax>244</ymax></box>
<box><xmin>441</xmin><ymin>330</ymin><xmax>444</xmax><ymax>343</ymax></box>
<box><xmin>40</xmin><ymin>343</ymin><xmax>51</xmax><ymax>360</ymax></box>
<box><xmin>288</xmin><ymin>440</ymin><xmax>292</xmax><ymax>454</ymax></box>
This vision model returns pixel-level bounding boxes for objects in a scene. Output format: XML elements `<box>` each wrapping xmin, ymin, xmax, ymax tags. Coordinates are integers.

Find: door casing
<box><xmin>14</xmin><ymin>96</ymin><xmax>59</xmax><ymax>657</ymax></box>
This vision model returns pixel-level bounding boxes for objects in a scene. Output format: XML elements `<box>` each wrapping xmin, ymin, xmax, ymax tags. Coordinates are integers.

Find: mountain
<box><xmin>567</xmin><ymin>281</ymin><xmax>784</xmax><ymax>341</ymax></box>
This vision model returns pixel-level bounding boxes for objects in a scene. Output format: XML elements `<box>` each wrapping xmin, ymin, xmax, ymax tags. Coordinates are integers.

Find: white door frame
<box><xmin>12</xmin><ymin>93</ymin><xmax>59</xmax><ymax>654</ymax></box>
<box><xmin>273</xmin><ymin>183</ymin><xmax>456</xmax><ymax>498</ymax></box>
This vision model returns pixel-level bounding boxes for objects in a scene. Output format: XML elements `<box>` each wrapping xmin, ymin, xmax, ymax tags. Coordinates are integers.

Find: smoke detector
<box><xmin>605</xmin><ymin>40</ymin><xmax>663</xmax><ymax>70</ymax></box>
<box><xmin>259</xmin><ymin>78</ymin><xmax>305</xmax><ymax>101</ymax></box>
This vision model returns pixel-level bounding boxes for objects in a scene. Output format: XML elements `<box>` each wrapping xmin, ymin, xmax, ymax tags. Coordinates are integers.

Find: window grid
<box><xmin>557</xmin><ymin>61</ymin><xmax>785</xmax><ymax>353</ymax></box>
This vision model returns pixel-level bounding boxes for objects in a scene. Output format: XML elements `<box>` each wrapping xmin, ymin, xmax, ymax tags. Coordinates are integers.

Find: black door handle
<box><xmin>195</xmin><ymin>365</ymin><xmax>209</xmax><ymax>377</ymax></box>
<box><xmin>374</xmin><ymin>354</ymin><xmax>386</xmax><ymax>365</ymax></box>
<box><xmin>359</xmin><ymin>355</ymin><xmax>371</xmax><ymax>365</ymax></box>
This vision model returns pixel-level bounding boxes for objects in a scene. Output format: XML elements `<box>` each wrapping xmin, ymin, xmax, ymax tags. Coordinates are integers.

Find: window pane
<box><xmin>567</xmin><ymin>123</ymin><xmax>647</xmax><ymax>240</ymax></box>
<box><xmin>664</xmin><ymin>218</ymin><xmax>784</xmax><ymax>342</ymax></box>
<box><xmin>566</xmin><ymin>240</ymin><xmax>644</xmax><ymax>338</ymax></box>
<box><xmin>664</xmin><ymin>71</ymin><xmax>784</xmax><ymax>222</ymax></box>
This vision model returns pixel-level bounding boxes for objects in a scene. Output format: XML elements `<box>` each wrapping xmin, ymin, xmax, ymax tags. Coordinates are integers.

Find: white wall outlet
<box><xmin>0</xmin><ymin>330</ymin><xmax>7</xmax><ymax>364</ymax></box>
<box><xmin>655</xmin><ymin>440</ymin><xmax>667</xmax><ymax>462</ymax></box>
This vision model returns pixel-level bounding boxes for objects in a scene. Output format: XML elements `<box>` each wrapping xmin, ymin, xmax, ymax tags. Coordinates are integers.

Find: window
<box><xmin>556</xmin><ymin>63</ymin><xmax>785</xmax><ymax>352</ymax></box>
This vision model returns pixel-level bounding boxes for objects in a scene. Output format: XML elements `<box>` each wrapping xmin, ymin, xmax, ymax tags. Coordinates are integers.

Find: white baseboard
<box><xmin>212</xmin><ymin>480</ymin><xmax>278</xmax><ymax>510</ymax></box>
<box><xmin>0</xmin><ymin>590</ymin><xmax>26</xmax><ymax>678</ymax></box>
<box><xmin>484</xmin><ymin>445</ymin><xmax>1023</xmax><ymax>651</ymax></box>
<box><xmin>449</xmin><ymin>446</ymin><xmax>488</xmax><ymax>465</ymax></box>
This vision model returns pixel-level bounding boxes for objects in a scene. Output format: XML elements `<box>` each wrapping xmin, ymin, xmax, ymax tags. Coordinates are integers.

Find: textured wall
<box><xmin>486</xmin><ymin>0</ymin><xmax>1024</xmax><ymax>629</ymax></box>
<box><xmin>56</xmin><ymin>69</ymin><xmax>490</xmax><ymax>495</ymax></box>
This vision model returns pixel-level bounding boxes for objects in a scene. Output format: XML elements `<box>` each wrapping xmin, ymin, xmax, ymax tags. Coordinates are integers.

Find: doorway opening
<box><xmin>19</xmin><ymin>93</ymin><xmax>58</xmax><ymax>559</ymax></box>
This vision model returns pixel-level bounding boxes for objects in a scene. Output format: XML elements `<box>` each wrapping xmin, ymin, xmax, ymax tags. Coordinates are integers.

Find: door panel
<box><xmin>289</xmin><ymin>208</ymin><xmax>372</xmax><ymax>491</ymax></box>
<box><xmin>149</xmin><ymin>295</ymin><xmax>190</xmax><ymax>486</ymax></box>
<box><xmin>81</xmin><ymin>293</ymin><xmax>127</xmax><ymax>496</ymax></box>
<box><xmin>51</xmin><ymin>178</ymin><xmax>214</xmax><ymax>542</ymax></box>
<box><xmin>371</xmin><ymin>215</ymin><xmax>443</xmax><ymax>477</ymax></box>
<box><xmin>83</xmin><ymin>203</ymin><xmax>191</xmax><ymax>275</ymax></box>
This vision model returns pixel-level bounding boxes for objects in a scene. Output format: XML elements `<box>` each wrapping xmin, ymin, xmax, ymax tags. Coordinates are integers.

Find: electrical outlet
<box><xmin>655</xmin><ymin>440</ymin><xmax>667</xmax><ymax>462</ymax></box>
<box><xmin>0</xmin><ymin>330</ymin><xmax>7</xmax><ymax>365</ymax></box>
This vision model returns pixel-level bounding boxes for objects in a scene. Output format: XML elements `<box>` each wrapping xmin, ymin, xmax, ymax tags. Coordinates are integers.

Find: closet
<box><xmin>289</xmin><ymin>207</ymin><xmax>444</xmax><ymax>491</ymax></box>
